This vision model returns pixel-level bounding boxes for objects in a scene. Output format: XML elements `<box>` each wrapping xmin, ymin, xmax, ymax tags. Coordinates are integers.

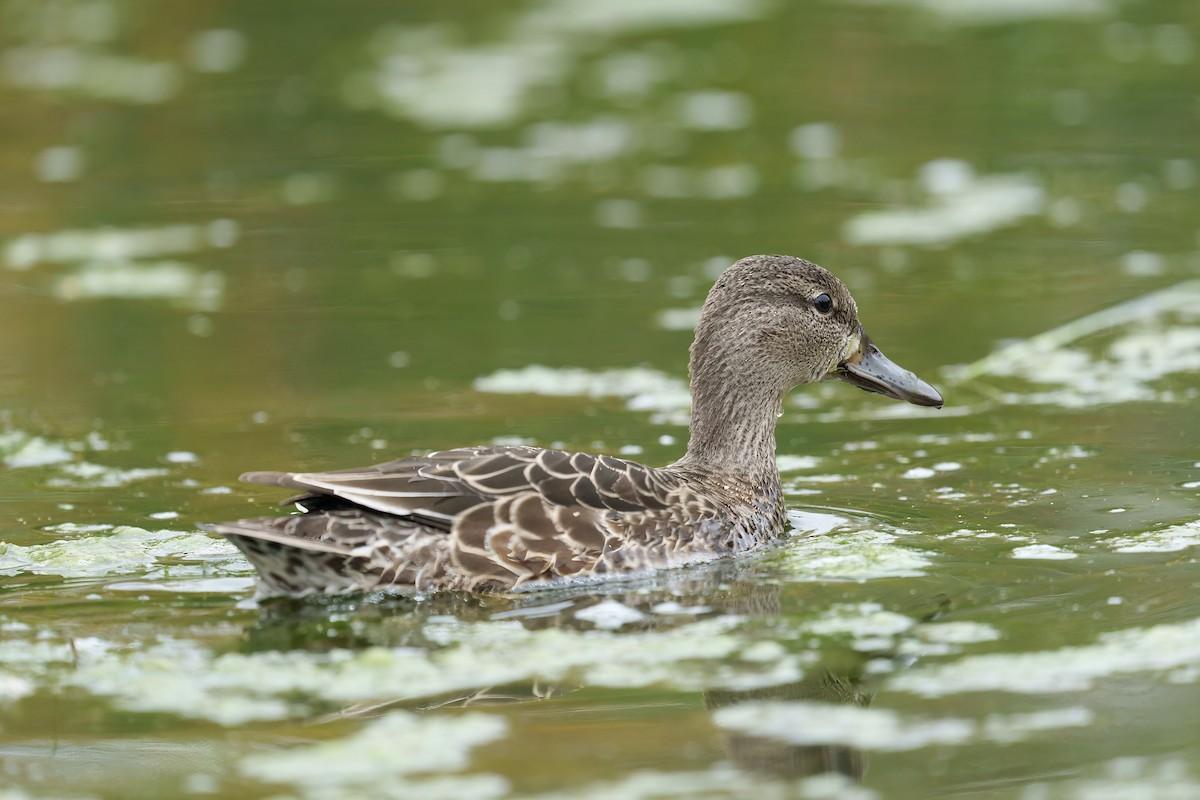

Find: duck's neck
<box><xmin>673</xmin><ymin>373</ymin><xmax>783</xmax><ymax>491</ymax></box>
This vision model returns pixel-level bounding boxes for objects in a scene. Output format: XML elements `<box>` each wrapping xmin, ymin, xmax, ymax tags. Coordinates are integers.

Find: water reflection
<box><xmin>244</xmin><ymin>570</ymin><xmax>883</xmax><ymax>790</ymax></box>
<box><xmin>706</xmin><ymin>664</ymin><xmax>873</xmax><ymax>783</ymax></box>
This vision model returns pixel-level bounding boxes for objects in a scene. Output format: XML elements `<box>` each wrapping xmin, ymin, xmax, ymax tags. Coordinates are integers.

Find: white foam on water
<box><xmin>948</xmin><ymin>280</ymin><xmax>1200</xmax><ymax>409</ymax></box>
<box><xmin>787</xmin><ymin>473</ymin><xmax>851</xmax><ymax>484</ymax></box>
<box><xmin>655</xmin><ymin>306</ymin><xmax>702</xmax><ymax>330</ymax></box>
<box><xmin>846</xmin><ymin>0</ymin><xmax>1114</xmax><ymax>26</ymax></box>
<box><xmin>1023</xmin><ymin>755</ymin><xmax>1200</xmax><ymax>799</ymax></box>
<box><xmin>2</xmin><ymin>45</ymin><xmax>180</xmax><ymax>103</ymax></box>
<box><xmin>917</xmin><ymin>621</ymin><xmax>1001</xmax><ymax>644</ymax></box>
<box><xmin>783</xmin><ymin>529</ymin><xmax>933</xmax><ymax>582</ymax></box>
<box><xmin>1105</xmin><ymin>519</ymin><xmax>1200</xmax><ymax>553</ymax></box>
<box><xmin>106</xmin><ymin>577</ymin><xmax>256</xmax><ymax>594</ymax></box>
<box><xmin>0</xmin><ymin>431</ymin><xmax>181</xmax><ymax>499</ymax></box>
<box><xmin>240</xmin><ymin>711</ymin><xmax>509</xmax><ymax>800</ymax></box>
<box><xmin>714</xmin><ymin>701</ymin><xmax>1092</xmax><ymax>751</ymax></box>
<box><xmin>1012</xmin><ymin>544</ymin><xmax>1077</xmax><ymax>560</ymax></box>
<box><xmin>651</xmin><ymin>601</ymin><xmax>713</xmax><ymax>616</ymax></box>
<box><xmin>46</xmin><ymin>462</ymin><xmax>168</xmax><ymax>489</ymax></box>
<box><xmin>188</xmin><ymin>29</ymin><xmax>247</xmax><ymax>73</ymax></box>
<box><xmin>523</xmin><ymin>763</ymin><xmax>874</xmax><ymax>800</ymax></box>
<box><xmin>4</xmin><ymin>220</ymin><xmax>238</xmax><ymax>270</ymax></box>
<box><xmin>474</xmin><ymin>364</ymin><xmax>691</xmax><ymax>417</ymax></box>
<box><xmin>35</xmin><ymin>145</ymin><xmax>84</xmax><ymax>182</ymax></box>
<box><xmin>53</xmin><ymin>260</ymin><xmax>225</xmax><ymax>310</ymax></box>
<box><xmin>593</xmin><ymin>50</ymin><xmax>668</xmax><ymax>101</ymax></box>
<box><xmin>348</xmin><ymin>29</ymin><xmax>569</xmax><ymax>129</ymax></box>
<box><xmin>0</xmin><ymin>526</ymin><xmax>244</xmax><ymax>578</ymax></box>
<box><xmin>1120</xmin><ymin>249</ymin><xmax>1167</xmax><ymax>276</ymax></box>
<box><xmin>0</xmin><ymin>671</ymin><xmax>34</xmax><ymax>702</ymax></box>
<box><xmin>527</xmin><ymin>117</ymin><xmax>635</xmax><ymax>164</ymax></box>
<box><xmin>42</xmin><ymin>523</ymin><xmax>115</xmax><ymax>535</ymax></box>
<box><xmin>802</xmin><ymin>602</ymin><xmax>916</xmax><ymax>639</ymax></box>
<box><xmin>982</xmin><ymin>707</ymin><xmax>1095</xmax><ymax>744</ymax></box>
<box><xmin>777</xmin><ymin>455</ymin><xmax>822</xmax><ymax>472</ymax></box>
<box><xmin>890</xmin><ymin>616</ymin><xmax>1200</xmax><ymax>697</ymax></box>
<box><xmin>0</xmin><ymin>635</ymin><xmax>112</xmax><ymax>678</ymax></box>
<box><xmin>677</xmin><ymin>90</ymin><xmax>754</xmax><ymax>130</ymax></box>
<box><xmin>902</xmin><ymin>467</ymin><xmax>936</xmax><ymax>479</ymax></box>
<box><xmin>790</xmin><ymin>122</ymin><xmax>841</xmax><ymax>160</ymax></box>
<box><xmin>346</xmin><ymin>0</ymin><xmax>770</xmax><ymax>129</ymax></box>
<box><xmin>574</xmin><ymin>599</ymin><xmax>647</xmax><ymax>629</ymax></box>
<box><xmin>60</xmin><ymin>615</ymin><xmax>809</xmax><ymax>725</ymax></box>
<box><xmin>0</xmin><ymin>431</ymin><xmax>75</xmax><ymax>468</ymax></box>
<box><xmin>529</xmin><ymin>0</ymin><xmax>770</xmax><ymax>35</ymax></box>
<box><xmin>786</xmin><ymin>509</ymin><xmax>851</xmax><ymax>537</ymax></box>
<box><xmin>843</xmin><ymin>163</ymin><xmax>1044</xmax><ymax>246</ymax></box>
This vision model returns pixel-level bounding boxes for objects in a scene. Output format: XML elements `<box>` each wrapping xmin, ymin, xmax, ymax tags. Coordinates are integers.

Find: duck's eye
<box><xmin>812</xmin><ymin>293</ymin><xmax>833</xmax><ymax>314</ymax></box>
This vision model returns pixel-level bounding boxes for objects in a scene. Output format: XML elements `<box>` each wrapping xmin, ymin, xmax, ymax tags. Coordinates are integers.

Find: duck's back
<box><xmin>209</xmin><ymin>445</ymin><xmax>785</xmax><ymax>597</ymax></box>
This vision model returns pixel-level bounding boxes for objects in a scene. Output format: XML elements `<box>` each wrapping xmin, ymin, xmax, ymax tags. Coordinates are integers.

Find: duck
<box><xmin>208</xmin><ymin>255</ymin><xmax>942</xmax><ymax>598</ymax></box>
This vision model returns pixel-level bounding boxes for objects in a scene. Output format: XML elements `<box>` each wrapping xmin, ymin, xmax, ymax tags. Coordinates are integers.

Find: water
<box><xmin>2</xmin><ymin>1</ymin><xmax>1199</xmax><ymax>798</ymax></box>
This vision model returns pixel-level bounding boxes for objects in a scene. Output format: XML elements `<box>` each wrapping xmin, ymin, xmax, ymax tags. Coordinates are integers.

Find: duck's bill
<box><xmin>830</xmin><ymin>333</ymin><xmax>944</xmax><ymax>408</ymax></box>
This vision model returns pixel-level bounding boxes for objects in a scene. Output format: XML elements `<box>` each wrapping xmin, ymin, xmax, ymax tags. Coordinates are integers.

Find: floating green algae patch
<box><xmin>0</xmin><ymin>670</ymin><xmax>34</xmax><ymax>702</ymax></box>
<box><xmin>1105</xmin><ymin>518</ymin><xmax>1200</xmax><ymax>553</ymax></box>
<box><xmin>781</xmin><ymin>528</ymin><xmax>933</xmax><ymax>581</ymax></box>
<box><xmin>239</xmin><ymin>711</ymin><xmax>510</xmax><ymax>800</ymax></box>
<box><xmin>62</xmin><ymin>616</ymin><xmax>809</xmax><ymax>725</ymax></box>
<box><xmin>889</xmin><ymin>616</ymin><xmax>1200</xmax><ymax>697</ymax></box>
<box><xmin>520</xmin><ymin>764</ymin><xmax>875</xmax><ymax>800</ymax></box>
<box><xmin>0</xmin><ymin>428</ymin><xmax>167</xmax><ymax>485</ymax></box>
<box><xmin>0</xmin><ymin>526</ymin><xmax>246</xmax><ymax>578</ymax></box>
<box><xmin>44</xmin><ymin>462</ymin><xmax>168</xmax><ymax>489</ymax></box>
<box><xmin>714</xmin><ymin>701</ymin><xmax>1092</xmax><ymax>751</ymax></box>
<box><xmin>914</xmin><ymin>621</ymin><xmax>1000</xmax><ymax>645</ymax></box>
<box><xmin>801</xmin><ymin>602</ymin><xmax>916</xmax><ymax>639</ymax></box>
<box><xmin>947</xmin><ymin>281</ymin><xmax>1200</xmax><ymax>409</ymax></box>
<box><xmin>1022</xmin><ymin>755</ymin><xmax>1200</xmax><ymax>800</ymax></box>
<box><xmin>0</xmin><ymin>430</ymin><xmax>75</xmax><ymax>468</ymax></box>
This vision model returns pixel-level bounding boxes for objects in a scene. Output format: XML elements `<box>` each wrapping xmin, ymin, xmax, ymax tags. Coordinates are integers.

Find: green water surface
<box><xmin>2</xmin><ymin>1</ymin><xmax>1199</xmax><ymax>798</ymax></box>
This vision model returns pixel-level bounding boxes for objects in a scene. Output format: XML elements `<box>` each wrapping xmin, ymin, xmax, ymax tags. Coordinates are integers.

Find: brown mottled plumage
<box><xmin>206</xmin><ymin>255</ymin><xmax>943</xmax><ymax>598</ymax></box>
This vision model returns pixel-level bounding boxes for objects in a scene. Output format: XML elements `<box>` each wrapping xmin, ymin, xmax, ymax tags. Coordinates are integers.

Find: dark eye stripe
<box><xmin>813</xmin><ymin>293</ymin><xmax>833</xmax><ymax>314</ymax></box>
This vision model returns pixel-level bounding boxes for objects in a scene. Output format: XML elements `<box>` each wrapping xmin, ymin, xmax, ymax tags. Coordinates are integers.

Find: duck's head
<box><xmin>693</xmin><ymin>255</ymin><xmax>943</xmax><ymax>408</ymax></box>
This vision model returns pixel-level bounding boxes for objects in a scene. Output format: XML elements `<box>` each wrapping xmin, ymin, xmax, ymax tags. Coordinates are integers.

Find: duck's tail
<box><xmin>202</xmin><ymin>519</ymin><xmax>377</xmax><ymax>598</ymax></box>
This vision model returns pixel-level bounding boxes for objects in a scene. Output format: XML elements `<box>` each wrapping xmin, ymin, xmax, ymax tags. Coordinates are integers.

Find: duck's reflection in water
<box><xmin>238</xmin><ymin>564</ymin><xmax>936</xmax><ymax>785</ymax></box>
<box><xmin>704</xmin><ymin>660</ymin><xmax>872</xmax><ymax>782</ymax></box>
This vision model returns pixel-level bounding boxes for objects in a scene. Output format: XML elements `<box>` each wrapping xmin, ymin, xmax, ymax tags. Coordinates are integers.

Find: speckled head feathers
<box><xmin>690</xmin><ymin>254</ymin><xmax>863</xmax><ymax>392</ymax></box>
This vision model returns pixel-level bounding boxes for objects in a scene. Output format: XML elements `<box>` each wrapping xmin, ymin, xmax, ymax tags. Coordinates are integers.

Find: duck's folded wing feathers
<box><xmin>201</xmin><ymin>519</ymin><xmax>353</xmax><ymax>554</ymax></box>
<box><xmin>240</xmin><ymin>445</ymin><xmax>679</xmax><ymax>521</ymax></box>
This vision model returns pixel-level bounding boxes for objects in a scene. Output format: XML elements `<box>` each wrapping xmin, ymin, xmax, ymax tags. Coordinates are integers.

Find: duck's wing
<box><xmin>242</xmin><ymin>446</ymin><xmax>495</xmax><ymax>530</ymax></box>
<box><xmin>221</xmin><ymin>445</ymin><xmax>687</xmax><ymax>593</ymax></box>
<box><xmin>241</xmin><ymin>444</ymin><xmax>679</xmax><ymax>526</ymax></box>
